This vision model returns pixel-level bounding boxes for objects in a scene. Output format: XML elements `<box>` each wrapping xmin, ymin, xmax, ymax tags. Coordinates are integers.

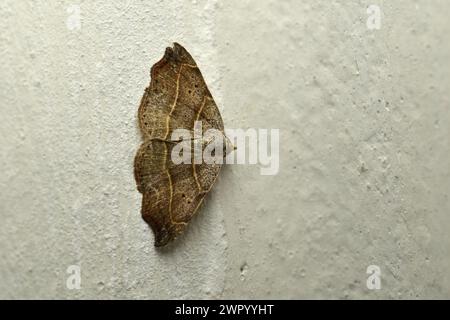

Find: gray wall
<box><xmin>0</xmin><ymin>0</ymin><xmax>449</xmax><ymax>299</ymax></box>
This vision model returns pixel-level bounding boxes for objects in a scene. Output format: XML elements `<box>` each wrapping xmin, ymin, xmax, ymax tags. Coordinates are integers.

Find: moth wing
<box><xmin>135</xmin><ymin>43</ymin><xmax>225</xmax><ymax>247</ymax></box>
<box><xmin>138</xmin><ymin>43</ymin><xmax>224</xmax><ymax>140</ymax></box>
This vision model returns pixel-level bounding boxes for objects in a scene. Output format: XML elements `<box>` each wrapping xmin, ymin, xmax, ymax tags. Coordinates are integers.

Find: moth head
<box><xmin>223</xmin><ymin>135</ymin><xmax>236</xmax><ymax>158</ymax></box>
<box><xmin>201</xmin><ymin>132</ymin><xmax>235</xmax><ymax>159</ymax></box>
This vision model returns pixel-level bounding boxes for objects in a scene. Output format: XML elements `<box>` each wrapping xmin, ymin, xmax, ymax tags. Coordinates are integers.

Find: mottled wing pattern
<box><xmin>134</xmin><ymin>43</ymin><xmax>224</xmax><ymax>247</ymax></box>
<box><xmin>138</xmin><ymin>43</ymin><xmax>223</xmax><ymax>138</ymax></box>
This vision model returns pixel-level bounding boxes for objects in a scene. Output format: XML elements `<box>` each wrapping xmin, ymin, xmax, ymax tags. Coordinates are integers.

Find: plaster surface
<box><xmin>0</xmin><ymin>0</ymin><xmax>449</xmax><ymax>299</ymax></box>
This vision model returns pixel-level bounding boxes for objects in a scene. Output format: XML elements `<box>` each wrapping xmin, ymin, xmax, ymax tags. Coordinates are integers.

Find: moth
<box><xmin>134</xmin><ymin>43</ymin><xmax>233</xmax><ymax>247</ymax></box>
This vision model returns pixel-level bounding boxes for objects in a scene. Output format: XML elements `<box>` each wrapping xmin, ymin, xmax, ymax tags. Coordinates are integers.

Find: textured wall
<box><xmin>0</xmin><ymin>0</ymin><xmax>449</xmax><ymax>299</ymax></box>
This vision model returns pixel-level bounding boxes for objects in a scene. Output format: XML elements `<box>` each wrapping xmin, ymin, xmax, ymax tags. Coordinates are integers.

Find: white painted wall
<box><xmin>0</xmin><ymin>0</ymin><xmax>449</xmax><ymax>299</ymax></box>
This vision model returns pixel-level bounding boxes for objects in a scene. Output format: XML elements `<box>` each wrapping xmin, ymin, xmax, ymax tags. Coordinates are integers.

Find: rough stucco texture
<box><xmin>0</xmin><ymin>0</ymin><xmax>449</xmax><ymax>299</ymax></box>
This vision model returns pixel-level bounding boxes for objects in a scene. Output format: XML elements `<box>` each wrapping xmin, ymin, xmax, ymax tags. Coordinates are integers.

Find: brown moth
<box><xmin>134</xmin><ymin>43</ymin><xmax>232</xmax><ymax>247</ymax></box>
